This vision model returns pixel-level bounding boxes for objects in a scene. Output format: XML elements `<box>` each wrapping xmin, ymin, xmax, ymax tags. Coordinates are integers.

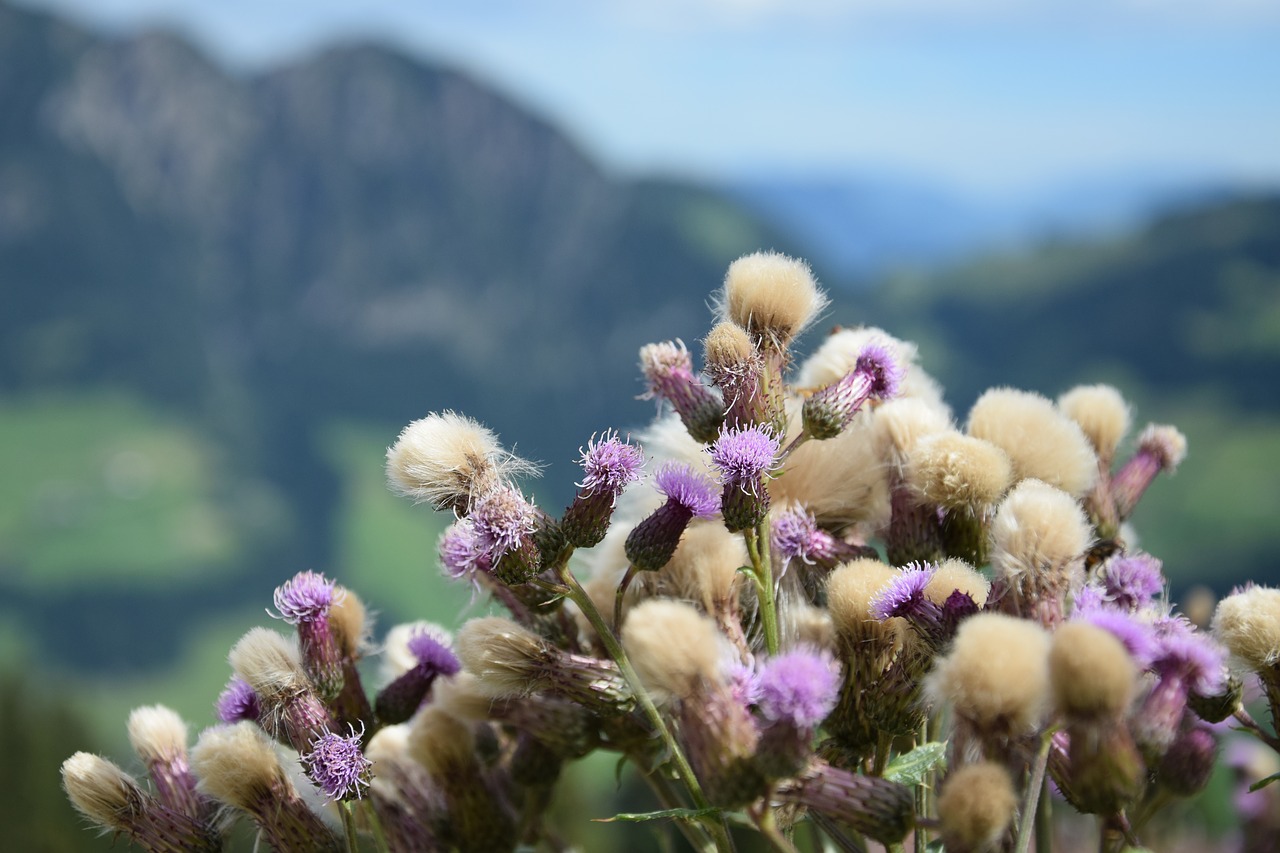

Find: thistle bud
<box><xmin>127</xmin><ymin>705</ymin><xmax>211</xmax><ymax>821</ymax></box>
<box><xmin>709</xmin><ymin>423</ymin><xmax>780</xmax><ymax>531</ymax></box>
<box><xmin>639</xmin><ymin>340</ymin><xmax>724</xmax><ymax>443</ymax></box>
<box><xmin>561</xmin><ymin>431</ymin><xmax>645</xmax><ymax>547</ymax></box>
<box><xmin>376</xmin><ymin>628</ymin><xmax>461</xmax><ymax>724</ymax></box>
<box><xmin>271</xmin><ymin>571</ymin><xmax>344</xmax><ymax>702</ymax></box>
<box><xmin>624</xmin><ymin>462</ymin><xmax>719</xmax><ymax>571</ymax></box>
<box><xmin>469</xmin><ymin>486</ymin><xmax>542</xmax><ymax>585</ymax></box>
<box><xmin>1157</xmin><ymin>725</ymin><xmax>1217</xmax><ymax>797</ymax></box>
<box><xmin>801</xmin><ymin>341</ymin><xmax>903</xmax><ymax>440</ymax></box>
<box><xmin>301</xmin><ymin>725</ymin><xmax>372</xmax><ymax>802</ymax></box>
<box><xmin>215</xmin><ymin>677</ymin><xmax>261</xmax><ymax>725</ymax></box>
<box><xmin>777</xmin><ymin>760</ymin><xmax>915</xmax><ymax>846</ymax></box>
<box><xmin>228</xmin><ymin>627</ymin><xmax>332</xmax><ymax>752</ymax></box>
<box><xmin>1111</xmin><ymin>424</ymin><xmax>1187</xmax><ymax>520</ymax></box>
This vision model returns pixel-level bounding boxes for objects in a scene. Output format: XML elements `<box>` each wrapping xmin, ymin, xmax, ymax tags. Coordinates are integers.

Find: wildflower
<box><xmin>215</xmin><ymin>677</ymin><xmax>260</xmax><ymax>724</ymax></box>
<box><xmin>301</xmin><ymin>725</ymin><xmax>372</xmax><ymax>802</ymax></box>
<box><xmin>386</xmin><ymin>410</ymin><xmax>537</xmax><ymax>513</ymax></box>
<box><xmin>776</xmin><ymin>761</ymin><xmax>915</xmax><ymax>846</ymax></box>
<box><xmin>1135</xmin><ymin>624</ymin><xmax>1228</xmax><ymax>754</ymax></box>
<box><xmin>438</xmin><ymin>518</ymin><xmax>491</xmax><ymax>585</ymax></box>
<box><xmin>561</xmin><ymin>431</ymin><xmax>645</xmax><ymax>547</ymax></box>
<box><xmin>192</xmin><ymin>722</ymin><xmax>341</xmax><ymax>853</ymax></box>
<box><xmin>709</xmin><ymin>423</ymin><xmax>780</xmax><ymax>531</ymax></box>
<box><xmin>924</xmin><ymin>558</ymin><xmax>991</xmax><ymax>608</ymax></box>
<box><xmin>639</xmin><ymin>341</ymin><xmax>724</xmax><ymax>443</ymax></box>
<box><xmin>127</xmin><ymin>705</ymin><xmax>210</xmax><ymax>821</ymax></box>
<box><xmin>719</xmin><ymin>250</ymin><xmax>828</xmax><ymax>348</ymax></box>
<box><xmin>755</xmin><ymin>648</ymin><xmax>840</xmax><ymax>729</ymax></box>
<box><xmin>624</xmin><ymin>462</ymin><xmax>719</xmax><ymax>572</ymax></box>
<box><xmin>1213</xmin><ymin>584</ymin><xmax>1280</xmax><ymax>671</ymax></box>
<box><xmin>469</xmin><ymin>486</ymin><xmax>541</xmax><ymax>585</ymax></box>
<box><xmin>270</xmin><ymin>571</ymin><xmax>344</xmax><ymax>702</ymax></box>
<box><xmin>62</xmin><ymin>752</ymin><xmax>220</xmax><ymax>853</ymax></box>
<box><xmin>936</xmin><ymin>761</ymin><xmax>1017</xmax><ymax>853</ymax></box>
<box><xmin>1111</xmin><ymin>424</ymin><xmax>1187</xmax><ymax>520</ymax></box>
<box><xmin>968</xmin><ymin>387</ymin><xmax>1099</xmax><ymax>498</ymax></box>
<box><xmin>1049</xmin><ymin>622</ymin><xmax>1139</xmax><ymax>722</ymax></box>
<box><xmin>228</xmin><ymin>627</ymin><xmax>332</xmax><ymax>753</ymax></box>
<box><xmin>703</xmin><ymin>320</ymin><xmax>771</xmax><ymax>430</ymax></box>
<box><xmin>375</xmin><ymin>628</ymin><xmax>461</xmax><ymax>724</ymax></box>
<box><xmin>802</xmin><ymin>341</ymin><xmax>903</xmax><ymax>440</ymax></box>
<box><xmin>1157</xmin><ymin>725</ymin><xmax>1218</xmax><ymax>797</ymax></box>
<box><xmin>1098</xmin><ymin>553</ymin><xmax>1166</xmax><ymax>611</ymax></box>
<box><xmin>1057</xmin><ymin>384</ymin><xmax>1132</xmax><ymax>464</ymax></box>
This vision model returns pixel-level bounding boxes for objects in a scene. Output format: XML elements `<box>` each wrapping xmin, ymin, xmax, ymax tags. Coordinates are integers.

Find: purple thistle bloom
<box><xmin>576</xmin><ymin>431</ymin><xmax>645</xmax><ymax>503</ymax></box>
<box><xmin>470</xmin><ymin>487</ymin><xmax>538</xmax><ymax>558</ymax></box>
<box><xmin>1073</xmin><ymin>608</ymin><xmax>1160</xmax><ymax>668</ymax></box>
<box><xmin>1072</xmin><ymin>583</ymin><xmax>1109</xmax><ymax>615</ymax></box>
<box><xmin>408</xmin><ymin>630</ymin><xmax>462</xmax><ymax>678</ymax></box>
<box><xmin>755</xmin><ymin>649</ymin><xmax>841</xmax><ymax>729</ymax></box>
<box><xmin>870</xmin><ymin>564</ymin><xmax>937</xmax><ymax>621</ymax></box>
<box><xmin>1100</xmin><ymin>553</ymin><xmax>1166</xmax><ymax>611</ymax></box>
<box><xmin>271</xmin><ymin>571</ymin><xmax>337</xmax><ymax>624</ymax></box>
<box><xmin>1153</xmin><ymin>623</ymin><xmax>1228</xmax><ymax>697</ymax></box>
<box><xmin>772</xmin><ymin>505</ymin><xmax>827</xmax><ymax>565</ymax></box>
<box><xmin>438</xmin><ymin>519</ymin><xmax>492</xmax><ymax>583</ymax></box>
<box><xmin>640</xmin><ymin>341</ymin><xmax>725</xmax><ymax>444</ymax></box>
<box><xmin>855</xmin><ymin>342</ymin><xmax>905</xmax><ymax>400</ymax></box>
<box><xmin>726</xmin><ymin>662</ymin><xmax>762</xmax><ymax>708</ymax></box>
<box><xmin>215</xmin><ymin>677</ymin><xmax>260</xmax><ymax>724</ymax></box>
<box><xmin>653</xmin><ymin>462</ymin><xmax>720</xmax><ymax>518</ymax></box>
<box><xmin>709</xmin><ymin>424</ymin><xmax>780</xmax><ymax>494</ymax></box>
<box><xmin>302</xmin><ymin>725</ymin><xmax>372</xmax><ymax>802</ymax></box>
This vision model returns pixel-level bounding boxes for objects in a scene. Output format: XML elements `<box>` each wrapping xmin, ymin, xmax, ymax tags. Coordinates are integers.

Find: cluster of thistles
<box><xmin>63</xmin><ymin>251</ymin><xmax>1280</xmax><ymax>853</ymax></box>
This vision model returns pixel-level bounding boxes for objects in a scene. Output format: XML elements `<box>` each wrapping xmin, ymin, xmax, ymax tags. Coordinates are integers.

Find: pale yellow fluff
<box><xmin>1057</xmin><ymin>384</ymin><xmax>1131</xmax><ymax>461</ymax></box>
<box><xmin>127</xmin><ymin>705</ymin><xmax>188</xmax><ymax>763</ymax></box>
<box><xmin>989</xmin><ymin>479</ymin><xmax>1092</xmax><ymax>587</ymax></box>
<box><xmin>454</xmin><ymin>617</ymin><xmax>547</xmax><ymax>698</ymax></box>
<box><xmin>967</xmin><ymin>388</ymin><xmax>1098</xmax><ymax>497</ymax></box>
<box><xmin>928</xmin><ymin>613</ymin><xmax>1051</xmax><ymax>735</ymax></box>
<box><xmin>770</xmin><ymin>409</ymin><xmax>889</xmax><ymax>528</ymax></box>
<box><xmin>191</xmin><ymin>722</ymin><xmax>293</xmax><ymax>810</ymax></box>
<box><xmin>407</xmin><ymin>706</ymin><xmax>475</xmax><ymax>778</ymax></box>
<box><xmin>61</xmin><ymin>752</ymin><xmax>145</xmax><ymax>830</ymax></box>
<box><xmin>795</xmin><ymin>326</ymin><xmax>948</xmax><ymax>412</ymax></box>
<box><xmin>228</xmin><ymin>627</ymin><xmax>308</xmax><ymax>701</ymax></box>
<box><xmin>1049</xmin><ymin>621</ymin><xmax>1138</xmax><ymax>719</ymax></box>
<box><xmin>925</xmin><ymin>559</ymin><xmax>991</xmax><ymax>608</ymax></box>
<box><xmin>648</xmin><ymin>520</ymin><xmax>747</xmax><ymax>612</ymax></box>
<box><xmin>905</xmin><ymin>431</ymin><xmax>1013</xmax><ymax>508</ymax></box>
<box><xmin>719</xmin><ymin>251</ymin><xmax>828</xmax><ymax>344</ymax></box>
<box><xmin>937</xmin><ymin>761</ymin><xmax>1018</xmax><ymax>852</ymax></box>
<box><xmin>622</xmin><ymin>599</ymin><xmax>725</xmax><ymax>700</ymax></box>
<box><xmin>870</xmin><ymin>397</ymin><xmax>955</xmax><ymax>466</ymax></box>
<box><xmin>826</xmin><ymin>558</ymin><xmax>901</xmax><ymax>636</ymax></box>
<box><xmin>1213</xmin><ymin>586</ymin><xmax>1280</xmax><ymax>670</ymax></box>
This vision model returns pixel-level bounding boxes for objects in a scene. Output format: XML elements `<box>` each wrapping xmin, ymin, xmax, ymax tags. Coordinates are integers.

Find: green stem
<box><xmin>644</xmin><ymin>771</ymin><xmax>718</xmax><ymax>853</ymax></box>
<box><xmin>615</xmin><ymin>564</ymin><xmax>640</xmax><ymax>633</ymax></box>
<box><xmin>557</xmin><ymin>565</ymin><xmax>734</xmax><ymax>853</ymax></box>
<box><xmin>914</xmin><ymin>722</ymin><xmax>927</xmax><ymax>853</ymax></box>
<box><xmin>1014</xmin><ymin>730</ymin><xmax>1055</xmax><ymax>853</ymax></box>
<box><xmin>752</xmin><ymin>799</ymin><xmax>800</xmax><ymax>853</ymax></box>
<box><xmin>1035</xmin><ymin>774</ymin><xmax>1052</xmax><ymax>853</ymax></box>
<box><xmin>339</xmin><ymin>801</ymin><xmax>360</xmax><ymax>853</ymax></box>
<box><xmin>360</xmin><ymin>800</ymin><xmax>389</xmax><ymax>853</ymax></box>
<box><xmin>744</xmin><ymin>523</ymin><xmax>779</xmax><ymax>655</ymax></box>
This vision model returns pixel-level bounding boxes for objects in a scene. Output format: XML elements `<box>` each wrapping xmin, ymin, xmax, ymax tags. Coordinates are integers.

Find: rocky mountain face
<box><xmin>0</xmin><ymin>1</ymin><xmax>791</xmax><ymax>533</ymax></box>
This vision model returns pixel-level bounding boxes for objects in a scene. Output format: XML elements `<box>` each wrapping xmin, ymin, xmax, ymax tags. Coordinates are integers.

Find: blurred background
<box><xmin>2</xmin><ymin>0</ymin><xmax>1278</xmax><ymax>848</ymax></box>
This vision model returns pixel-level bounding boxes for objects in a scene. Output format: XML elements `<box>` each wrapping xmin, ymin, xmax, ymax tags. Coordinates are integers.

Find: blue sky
<box><xmin>22</xmin><ymin>0</ymin><xmax>1280</xmax><ymax>195</ymax></box>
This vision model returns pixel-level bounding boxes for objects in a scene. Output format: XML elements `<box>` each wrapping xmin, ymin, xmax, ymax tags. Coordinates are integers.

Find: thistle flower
<box><xmin>1213</xmin><ymin>584</ymin><xmax>1280</xmax><ymax>671</ymax></box>
<box><xmin>192</xmin><ymin>722</ymin><xmax>340</xmax><ymax>853</ymax></box>
<box><xmin>215</xmin><ymin>677</ymin><xmax>260</xmax><ymax>724</ymax></box>
<box><xmin>755</xmin><ymin>648</ymin><xmax>841</xmax><ymax>729</ymax></box>
<box><xmin>1157</xmin><ymin>725</ymin><xmax>1218</xmax><ymax>797</ymax></box>
<box><xmin>62</xmin><ymin>752</ymin><xmax>220</xmax><ymax>853</ymax></box>
<box><xmin>709</xmin><ymin>423</ymin><xmax>780</xmax><ymax>531</ymax></box>
<box><xmin>624</xmin><ymin>462</ymin><xmax>719</xmax><ymax>572</ymax></box>
<box><xmin>127</xmin><ymin>705</ymin><xmax>209</xmax><ymax>821</ymax></box>
<box><xmin>802</xmin><ymin>341</ymin><xmax>904</xmax><ymax>440</ymax></box>
<box><xmin>301</xmin><ymin>725</ymin><xmax>372</xmax><ymax>802</ymax></box>
<box><xmin>1058</xmin><ymin>383</ymin><xmax>1131</xmax><ymax>463</ymax></box>
<box><xmin>776</xmin><ymin>761</ymin><xmax>915</xmax><ymax>846</ymax></box>
<box><xmin>1136</xmin><ymin>625</ymin><xmax>1228</xmax><ymax>754</ymax></box>
<box><xmin>1111</xmin><ymin>423</ymin><xmax>1187</xmax><ymax>520</ymax></box>
<box><xmin>797</xmin><ymin>326</ymin><xmax>947</xmax><ymax>410</ymax></box>
<box><xmin>270</xmin><ymin>571</ymin><xmax>344</xmax><ymax>702</ymax></box>
<box><xmin>561</xmin><ymin>431</ymin><xmax>645</xmax><ymax>547</ymax></box>
<box><xmin>469</xmin><ymin>486</ymin><xmax>541</xmax><ymax>585</ymax></box>
<box><xmin>936</xmin><ymin>761</ymin><xmax>1018</xmax><ymax>853</ymax></box>
<box><xmin>1049</xmin><ymin>622</ymin><xmax>1138</xmax><ymax>722</ymax></box>
<box><xmin>622</xmin><ymin>599</ymin><xmax>725</xmax><ymax>702</ymax></box>
<box><xmin>719</xmin><ymin>250</ymin><xmax>828</xmax><ymax>348</ymax></box>
<box><xmin>228</xmin><ymin>627</ymin><xmax>332</xmax><ymax>753</ymax></box>
<box><xmin>967</xmin><ymin>387</ymin><xmax>1099</xmax><ymax>498</ymax></box>
<box><xmin>924</xmin><ymin>558</ymin><xmax>991</xmax><ymax>608</ymax></box>
<box><xmin>438</xmin><ymin>518</ymin><xmax>492</xmax><ymax>585</ymax></box>
<box><xmin>375</xmin><ymin>628</ymin><xmax>461</xmax><ymax>724</ymax></box>
<box><xmin>1098</xmin><ymin>553</ymin><xmax>1166</xmax><ymax>611</ymax></box>
<box><xmin>386</xmin><ymin>410</ymin><xmax>537</xmax><ymax>513</ymax></box>
<box><xmin>639</xmin><ymin>340</ymin><xmax>724</xmax><ymax>443</ymax></box>
<box><xmin>871</xmin><ymin>563</ymin><xmax>956</xmax><ymax>650</ymax></box>
<box><xmin>703</xmin><ymin>320</ymin><xmax>770</xmax><ymax>430</ymax></box>
<box><xmin>1071</xmin><ymin>606</ymin><xmax>1160</xmax><ymax>669</ymax></box>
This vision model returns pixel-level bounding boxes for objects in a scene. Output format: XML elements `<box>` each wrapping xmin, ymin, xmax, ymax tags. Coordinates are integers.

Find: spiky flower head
<box><xmin>709</xmin><ymin>423</ymin><xmax>780</xmax><ymax>493</ymax></box>
<box><xmin>1071</xmin><ymin>606</ymin><xmax>1159</xmax><ymax>669</ymax></box>
<box><xmin>1111</xmin><ymin>423</ymin><xmax>1187</xmax><ymax>519</ymax></box>
<box><xmin>562</xmin><ymin>431</ymin><xmax>645</xmax><ymax>547</ymax></box>
<box><xmin>755</xmin><ymin>648</ymin><xmax>841</xmax><ymax>729</ymax></box>
<box><xmin>469</xmin><ymin>486</ymin><xmax>540</xmax><ymax>584</ymax></box>
<box><xmin>802</xmin><ymin>342</ymin><xmax>905</xmax><ymax>440</ymax></box>
<box><xmin>772</xmin><ymin>504</ymin><xmax>841</xmax><ymax>567</ymax></box>
<box><xmin>871</xmin><ymin>563</ymin><xmax>937</xmax><ymax>622</ymax></box>
<box><xmin>639</xmin><ymin>341</ymin><xmax>725</xmax><ymax>443</ymax></box>
<box><xmin>215</xmin><ymin>677</ymin><xmax>261</xmax><ymax>724</ymax></box>
<box><xmin>1153</xmin><ymin>620</ymin><xmax>1227</xmax><ymax>698</ymax></box>
<box><xmin>408</xmin><ymin>630</ymin><xmax>461</xmax><ymax>679</ymax></box>
<box><xmin>271</xmin><ymin>571</ymin><xmax>338</xmax><ymax>624</ymax></box>
<box><xmin>438</xmin><ymin>519</ymin><xmax>491</xmax><ymax>583</ymax></box>
<box><xmin>302</xmin><ymin>726</ymin><xmax>372</xmax><ymax>802</ymax></box>
<box><xmin>1098</xmin><ymin>553</ymin><xmax>1166</xmax><ymax>611</ymax></box>
<box><xmin>386</xmin><ymin>410</ymin><xmax>537</xmax><ymax>513</ymax></box>
<box><xmin>625</xmin><ymin>462</ymin><xmax>721</xmax><ymax>571</ymax></box>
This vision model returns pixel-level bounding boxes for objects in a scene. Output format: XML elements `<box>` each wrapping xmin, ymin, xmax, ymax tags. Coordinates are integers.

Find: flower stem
<box><xmin>744</xmin><ymin>522</ymin><xmax>779</xmax><ymax>655</ymax></box>
<box><xmin>360</xmin><ymin>800</ymin><xmax>390</xmax><ymax>853</ymax></box>
<box><xmin>1014</xmin><ymin>730</ymin><xmax>1055</xmax><ymax>853</ymax></box>
<box><xmin>556</xmin><ymin>564</ymin><xmax>734</xmax><ymax>853</ymax></box>
<box><xmin>339</xmin><ymin>802</ymin><xmax>360</xmax><ymax>853</ymax></box>
<box><xmin>615</xmin><ymin>564</ymin><xmax>640</xmax><ymax>632</ymax></box>
<box><xmin>752</xmin><ymin>798</ymin><xmax>800</xmax><ymax>853</ymax></box>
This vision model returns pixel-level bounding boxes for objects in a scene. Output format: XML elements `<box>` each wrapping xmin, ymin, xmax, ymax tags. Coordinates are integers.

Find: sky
<box><xmin>20</xmin><ymin>0</ymin><xmax>1280</xmax><ymax>196</ymax></box>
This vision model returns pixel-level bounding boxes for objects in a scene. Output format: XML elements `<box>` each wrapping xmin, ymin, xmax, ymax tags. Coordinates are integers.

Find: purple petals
<box><xmin>653</xmin><ymin>461</ymin><xmax>720</xmax><ymax>518</ymax></box>
<box><xmin>302</xmin><ymin>726</ymin><xmax>372</xmax><ymax>802</ymax></box>
<box><xmin>408</xmin><ymin>630</ymin><xmax>461</xmax><ymax>678</ymax></box>
<box><xmin>576</xmin><ymin>431</ymin><xmax>645</xmax><ymax>502</ymax></box>
<box><xmin>854</xmin><ymin>342</ymin><xmax>905</xmax><ymax>400</ymax></box>
<box><xmin>271</xmin><ymin>571</ymin><xmax>337</xmax><ymax>625</ymax></box>
<box><xmin>755</xmin><ymin>649</ymin><xmax>841</xmax><ymax>729</ymax></box>
<box><xmin>215</xmin><ymin>677</ymin><xmax>260</xmax><ymax>724</ymax></box>
<box><xmin>709</xmin><ymin>424</ymin><xmax>780</xmax><ymax>491</ymax></box>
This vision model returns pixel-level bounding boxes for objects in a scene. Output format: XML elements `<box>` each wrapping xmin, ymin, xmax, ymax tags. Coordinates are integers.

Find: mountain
<box><xmin>731</xmin><ymin>172</ymin><xmax>1247</xmax><ymax>281</ymax></box>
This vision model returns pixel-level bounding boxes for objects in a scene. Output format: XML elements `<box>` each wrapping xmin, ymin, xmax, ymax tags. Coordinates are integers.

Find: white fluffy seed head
<box><xmin>719</xmin><ymin>251</ymin><xmax>828</xmax><ymax>346</ymax></box>
<box><xmin>61</xmin><ymin>752</ymin><xmax>145</xmax><ymax>830</ymax></box>
<box><xmin>1213</xmin><ymin>586</ymin><xmax>1280</xmax><ymax>670</ymax></box>
<box><xmin>989</xmin><ymin>479</ymin><xmax>1091</xmax><ymax>588</ymax></box>
<box><xmin>771</xmin><ymin>409</ymin><xmax>889</xmax><ymax>528</ymax></box>
<box><xmin>826</xmin><ymin>558</ymin><xmax>902</xmax><ymax>641</ymax></box>
<box><xmin>431</xmin><ymin>671</ymin><xmax>498</xmax><ymax>721</ymax></box>
<box><xmin>870</xmin><ymin>397</ymin><xmax>955</xmax><ymax>466</ymax></box>
<box><xmin>928</xmin><ymin>613</ymin><xmax>1051</xmax><ymax>735</ymax></box>
<box><xmin>386</xmin><ymin>411</ymin><xmax>537</xmax><ymax>511</ymax></box>
<box><xmin>191</xmin><ymin>722</ymin><xmax>293</xmax><ymax>810</ymax></box>
<box><xmin>455</xmin><ymin>617</ymin><xmax>548</xmax><ymax>698</ymax></box>
<box><xmin>937</xmin><ymin>761</ymin><xmax>1018</xmax><ymax>853</ymax></box>
<box><xmin>622</xmin><ymin>599</ymin><xmax>725</xmax><ymax>700</ymax></box>
<box><xmin>967</xmin><ymin>388</ymin><xmax>1099</xmax><ymax>497</ymax></box>
<box><xmin>1057</xmin><ymin>384</ymin><xmax>1131</xmax><ymax>461</ymax></box>
<box><xmin>329</xmin><ymin>584</ymin><xmax>370</xmax><ymax>659</ymax></box>
<box><xmin>127</xmin><ymin>705</ymin><xmax>188</xmax><ymax>764</ymax></box>
<box><xmin>925</xmin><ymin>559</ymin><xmax>991</xmax><ymax>608</ymax></box>
<box><xmin>906</xmin><ymin>432</ymin><xmax>1013</xmax><ymax>509</ymax></box>
<box><xmin>228</xmin><ymin>627</ymin><xmax>308</xmax><ymax>702</ymax></box>
<box><xmin>1136</xmin><ymin>423</ymin><xmax>1188</xmax><ymax>471</ymax></box>
<box><xmin>1049</xmin><ymin>621</ymin><xmax>1138</xmax><ymax>719</ymax></box>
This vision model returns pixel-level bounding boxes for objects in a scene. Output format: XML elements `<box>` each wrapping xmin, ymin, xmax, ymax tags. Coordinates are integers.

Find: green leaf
<box><xmin>595</xmin><ymin>807</ymin><xmax>723</xmax><ymax>824</ymax></box>
<box><xmin>1249</xmin><ymin>771</ymin><xmax>1280</xmax><ymax>793</ymax></box>
<box><xmin>883</xmin><ymin>741</ymin><xmax>947</xmax><ymax>787</ymax></box>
